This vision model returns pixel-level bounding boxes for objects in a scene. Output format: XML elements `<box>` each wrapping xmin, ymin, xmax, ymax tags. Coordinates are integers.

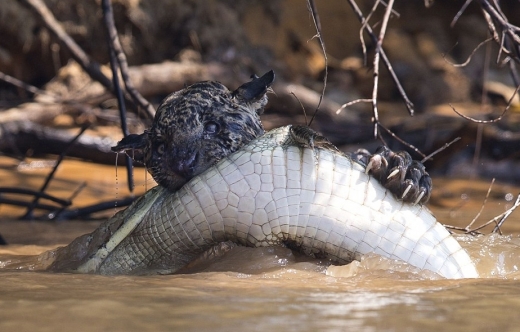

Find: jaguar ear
<box><xmin>112</xmin><ymin>133</ymin><xmax>147</xmax><ymax>152</ymax></box>
<box><xmin>232</xmin><ymin>70</ymin><xmax>275</xmax><ymax>113</ymax></box>
<box><xmin>111</xmin><ymin>132</ymin><xmax>148</xmax><ymax>164</ymax></box>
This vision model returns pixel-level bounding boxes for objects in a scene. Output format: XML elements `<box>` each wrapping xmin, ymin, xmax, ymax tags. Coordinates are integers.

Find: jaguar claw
<box><xmin>414</xmin><ymin>191</ymin><xmax>426</xmax><ymax>206</ymax></box>
<box><xmin>352</xmin><ymin>146</ymin><xmax>432</xmax><ymax>205</ymax></box>
<box><xmin>387</xmin><ymin>168</ymin><xmax>400</xmax><ymax>179</ymax></box>
<box><xmin>365</xmin><ymin>158</ymin><xmax>376</xmax><ymax>174</ymax></box>
<box><xmin>401</xmin><ymin>184</ymin><xmax>412</xmax><ymax>200</ymax></box>
<box><xmin>365</xmin><ymin>155</ymin><xmax>387</xmax><ymax>174</ymax></box>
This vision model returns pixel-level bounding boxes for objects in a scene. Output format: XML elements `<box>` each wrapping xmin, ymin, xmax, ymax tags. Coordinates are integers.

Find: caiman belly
<box><xmin>50</xmin><ymin>126</ymin><xmax>478</xmax><ymax>279</ymax></box>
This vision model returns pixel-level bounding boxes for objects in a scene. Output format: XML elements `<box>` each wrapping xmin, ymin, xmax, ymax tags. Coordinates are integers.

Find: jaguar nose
<box><xmin>170</xmin><ymin>150</ymin><xmax>198</xmax><ymax>178</ymax></box>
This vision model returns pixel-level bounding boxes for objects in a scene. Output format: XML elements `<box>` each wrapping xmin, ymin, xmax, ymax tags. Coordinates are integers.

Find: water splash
<box><xmin>1</xmin><ymin>233</ymin><xmax>520</xmax><ymax>280</ymax></box>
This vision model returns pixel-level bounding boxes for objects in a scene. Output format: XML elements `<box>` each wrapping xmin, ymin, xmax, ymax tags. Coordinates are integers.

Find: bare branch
<box><xmin>0</xmin><ymin>71</ymin><xmax>54</xmax><ymax>99</ymax></box>
<box><xmin>451</xmin><ymin>0</ymin><xmax>473</xmax><ymax>28</ymax></box>
<box><xmin>478</xmin><ymin>0</ymin><xmax>520</xmax><ymax>62</ymax></box>
<box><xmin>378</xmin><ymin>123</ymin><xmax>426</xmax><ymax>159</ymax></box>
<box><xmin>442</xmin><ymin>38</ymin><xmax>493</xmax><ymax>67</ymax></box>
<box><xmin>101</xmin><ymin>0</ymin><xmax>155</xmax><ymax>119</ymax></box>
<box><xmin>0</xmin><ymin>187</ymin><xmax>70</xmax><ymax>207</ymax></box>
<box><xmin>21</xmin><ymin>125</ymin><xmax>89</xmax><ymax>220</ymax></box>
<box><xmin>448</xmin><ymin>84</ymin><xmax>519</xmax><ymax>123</ymax></box>
<box><xmin>335</xmin><ymin>98</ymin><xmax>372</xmax><ymax>115</ymax></box>
<box><xmin>464</xmin><ymin>178</ymin><xmax>495</xmax><ymax>232</ymax></box>
<box><xmin>358</xmin><ymin>0</ymin><xmax>381</xmax><ymax>66</ymax></box>
<box><xmin>102</xmin><ymin>0</ymin><xmax>135</xmax><ymax>192</ymax></box>
<box><xmin>306</xmin><ymin>0</ymin><xmax>328</xmax><ymax>127</ymax></box>
<box><xmin>493</xmin><ymin>194</ymin><xmax>520</xmax><ymax>233</ymax></box>
<box><xmin>369</xmin><ymin>0</ymin><xmax>395</xmax><ymax>138</ymax></box>
<box><xmin>290</xmin><ymin>92</ymin><xmax>309</xmax><ymax>125</ymax></box>
<box><xmin>444</xmin><ymin>189</ymin><xmax>520</xmax><ymax>236</ymax></box>
<box><xmin>420</xmin><ymin>137</ymin><xmax>461</xmax><ymax>163</ymax></box>
<box><xmin>346</xmin><ymin>0</ymin><xmax>415</xmax><ymax>116</ymax></box>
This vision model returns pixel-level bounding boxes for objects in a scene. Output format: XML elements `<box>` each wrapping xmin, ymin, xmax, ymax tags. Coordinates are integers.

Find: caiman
<box><xmin>48</xmin><ymin>71</ymin><xmax>478</xmax><ymax>279</ymax></box>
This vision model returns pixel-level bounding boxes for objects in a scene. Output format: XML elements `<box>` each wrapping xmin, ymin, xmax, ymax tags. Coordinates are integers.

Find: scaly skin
<box><xmin>49</xmin><ymin>126</ymin><xmax>478</xmax><ymax>279</ymax></box>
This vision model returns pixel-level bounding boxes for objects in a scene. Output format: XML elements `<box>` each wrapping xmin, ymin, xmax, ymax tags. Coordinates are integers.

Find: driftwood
<box><xmin>127</xmin><ymin>61</ymin><xmax>232</xmax><ymax>98</ymax></box>
<box><xmin>2</xmin><ymin>60</ymin><xmax>520</xmax><ymax>169</ymax></box>
<box><xmin>0</xmin><ymin>102</ymin><xmax>65</xmax><ymax>125</ymax></box>
<box><xmin>0</xmin><ymin>121</ymin><xmax>124</xmax><ymax>165</ymax></box>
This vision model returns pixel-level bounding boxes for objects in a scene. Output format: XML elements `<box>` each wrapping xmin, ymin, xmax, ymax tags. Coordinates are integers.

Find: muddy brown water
<box><xmin>1</xmin><ymin>157</ymin><xmax>520</xmax><ymax>331</ymax></box>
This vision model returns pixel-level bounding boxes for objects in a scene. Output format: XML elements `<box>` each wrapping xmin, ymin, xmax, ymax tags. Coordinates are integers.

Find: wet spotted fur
<box><xmin>114</xmin><ymin>71</ymin><xmax>275</xmax><ymax>191</ymax></box>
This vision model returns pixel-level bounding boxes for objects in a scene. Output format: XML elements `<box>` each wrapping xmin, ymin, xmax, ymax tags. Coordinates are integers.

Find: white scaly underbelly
<box><xmin>79</xmin><ymin>126</ymin><xmax>478</xmax><ymax>279</ymax></box>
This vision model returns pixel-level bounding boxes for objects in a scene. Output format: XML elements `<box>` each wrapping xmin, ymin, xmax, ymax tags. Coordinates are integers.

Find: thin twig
<box><xmin>50</xmin><ymin>182</ymin><xmax>87</xmax><ymax>220</ymax></box>
<box><xmin>376</xmin><ymin>130</ymin><xmax>389</xmax><ymax>147</ymax></box>
<box><xmin>107</xmin><ymin>48</ymin><xmax>130</xmax><ymax>137</ymax></box>
<box><xmin>378</xmin><ymin>123</ymin><xmax>426</xmax><ymax>159</ymax></box>
<box><xmin>469</xmin><ymin>205</ymin><xmax>512</xmax><ymax>235</ymax></box>
<box><xmin>336</xmin><ymin>98</ymin><xmax>372</xmax><ymax>114</ymax></box>
<box><xmin>21</xmin><ymin>125</ymin><xmax>89</xmax><ymax>220</ymax></box>
<box><xmin>346</xmin><ymin>0</ymin><xmax>414</xmax><ymax>116</ymax></box>
<box><xmin>358</xmin><ymin>0</ymin><xmax>381</xmax><ymax>66</ymax></box>
<box><xmin>442</xmin><ymin>38</ymin><xmax>494</xmax><ymax>67</ymax></box>
<box><xmin>307</xmin><ymin>0</ymin><xmax>328</xmax><ymax>127</ymax></box>
<box><xmin>464</xmin><ymin>178</ymin><xmax>495</xmax><ymax>231</ymax></box>
<box><xmin>445</xmin><ymin>191</ymin><xmax>520</xmax><ymax>236</ymax></box>
<box><xmin>102</xmin><ymin>0</ymin><xmax>135</xmax><ymax>193</ymax></box>
<box><xmin>0</xmin><ymin>194</ymin><xmax>136</xmax><ymax>220</ymax></box>
<box><xmin>0</xmin><ymin>187</ymin><xmax>70</xmax><ymax>207</ymax></box>
<box><xmin>496</xmin><ymin>30</ymin><xmax>507</xmax><ymax>64</ymax></box>
<box><xmin>370</xmin><ymin>0</ymin><xmax>395</xmax><ymax>138</ymax></box>
<box><xmin>290</xmin><ymin>92</ymin><xmax>308</xmax><ymax>125</ymax></box>
<box><xmin>451</xmin><ymin>0</ymin><xmax>473</xmax><ymax>28</ymax></box>
<box><xmin>0</xmin><ymin>71</ymin><xmax>54</xmax><ymax>98</ymax></box>
<box><xmin>420</xmin><ymin>137</ymin><xmax>461</xmax><ymax>163</ymax></box>
<box><xmin>478</xmin><ymin>0</ymin><xmax>520</xmax><ymax>62</ymax></box>
<box><xmin>444</xmin><ymin>224</ymin><xmax>483</xmax><ymax>235</ymax></box>
<box><xmin>493</xmin><ymin>194</ymin><xmax>520</xmax><ymax>233</ymax></box>
<box><xmin>448</xmin><ymin>84</ymin><xmax>519</xmax><ymax>123</ymax></box>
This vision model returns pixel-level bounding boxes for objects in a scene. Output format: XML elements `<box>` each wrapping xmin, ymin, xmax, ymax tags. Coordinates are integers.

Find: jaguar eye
<box><xmin>156</xmin><ymin>144</ymin><xmax>165</xmax><ymax>155</ymax></box>
<box><xmin>204</xmin><ymin>121</ymin><xmax>220</xmax><ymax>135</ymax></box>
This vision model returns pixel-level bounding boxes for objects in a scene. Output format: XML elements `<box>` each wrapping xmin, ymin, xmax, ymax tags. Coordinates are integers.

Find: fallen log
<box><xmin>0</xmin><ymin>120</ymin><xmax>125</xmax><ymax>165</ymax></box>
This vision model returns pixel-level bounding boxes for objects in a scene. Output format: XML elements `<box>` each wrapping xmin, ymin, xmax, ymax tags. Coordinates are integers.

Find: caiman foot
<box><xmin>351</xmin><ymin>146</ymin><xmax>432</xmax><ymax>205</ymax></box>
<box><xmin>289</xmin><ymin>125</ymin><xmax>339</xmax><ymax>151</ymax></box>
